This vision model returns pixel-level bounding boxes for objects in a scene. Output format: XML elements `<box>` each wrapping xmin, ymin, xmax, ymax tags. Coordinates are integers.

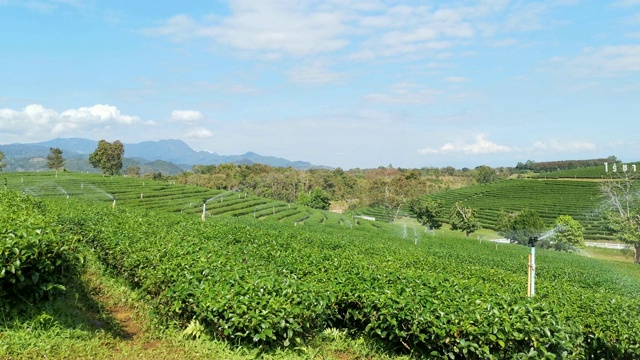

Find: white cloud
<box><xmin>185</xmin><ymin>127</ymin><xmax>213</xmax><ymax>139</ymax></box>
<box><xmin>144</xmin><ymin>2</ymin><xmax>349</xmax><ymax>57</ymax></box>
<box><xmin>549</xmin><ymin>45</ymin><xmax>640</xmax><ymax>77</ymax></box>
<box><xmin>142</xmin><ymin>0</ymin><xmax>570</xmax><ymax>61</ymax></box>
<box><xmin>170</xmin><ymin>110</ymin><xmax>204</xmax><ymax>122</ymax></box>
<box><xmin>0</xmin><ymin>104</ymin><xmax>139</xmax><ymax>139</ymax></box>
<box><xmin>140</xmin><ymin>0</ymin><xmax>583</xmax><ymax>65</ymax></box>
<box><xmin>60</xmin><ymin>104</ymin><xmax>138</xmax><ymax>124</ymax></box>
<box><xmin>532</xmin><ymin>139</ymin><xmax>597</xmax><ymax>152</ymax></box>
<box><xmin>419</xmin><ymin>134</ymin><xmax>513</xmax><ymax>155</ymax></box>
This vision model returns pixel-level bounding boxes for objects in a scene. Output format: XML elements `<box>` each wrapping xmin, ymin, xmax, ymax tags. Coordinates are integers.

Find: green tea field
<box><xmin>421</xmin><ymin>179</ymin><xmax>612</xmax><ymax>240</ymax></box>
<box><xmin>3</xmin><ymin>172</ymin><xmax>640</xmax><ymax>359</ymax></box>
<box><xmin>1</xmin><ymin>172</ymin><xmax>360</xmax><ymax>228</ymax></box>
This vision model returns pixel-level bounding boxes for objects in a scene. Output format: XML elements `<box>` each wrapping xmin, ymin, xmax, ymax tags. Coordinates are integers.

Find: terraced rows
<box><xmin>423</xmin><ymin>179</ymin><xmax>610</xmax><ymax>239</ymax></box>
<box><xmin>2</xmin><ymin>172</ymin><xmax>360</xmax><ymax>229</ymax></box>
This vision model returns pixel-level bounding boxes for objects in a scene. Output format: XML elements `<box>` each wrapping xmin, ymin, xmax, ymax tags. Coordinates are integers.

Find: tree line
<box><xmin>177</xmin><ymin>164</ymin><xmax>472</xmax><ymax>215</ymax></box>
<box><xmin>515</xmin><ymin>156</ymin><xmax>617</xmax><ymax>173</ymax></box>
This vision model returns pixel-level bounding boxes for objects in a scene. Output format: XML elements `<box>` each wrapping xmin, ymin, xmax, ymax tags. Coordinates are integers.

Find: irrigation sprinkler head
<box><xmin>528</xmin><ymin>236</ymin><xmax>539</xmax><ymax>248</ymax></box>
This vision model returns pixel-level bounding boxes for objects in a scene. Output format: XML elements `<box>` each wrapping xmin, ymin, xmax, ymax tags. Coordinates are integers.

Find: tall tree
<box><xmin>496</xmin><ymin>208</ymin><xmax>545</xmax><ymax>245</ymax></box>
<box><xmin>411</xmin><ymin>198</ymin><xmax>445</xmax><ymax>230</ymax></box>
<box><xmin>601</xmin><ymin>174</ymin><xmax>640</xmax><ymax>263</ymax></box>
<box><xmin>365</xmin><ymin>167</ymin><xmax>420</xmax><ymax>223</ymax></box>
<box><xmin>47</xmin><ymin>147</ymin><xmax>65</xmax><ymax>174</ymax></box>
<box><xmin>298</xmin><ymin>188</ymin><xmax>331</xmax><ymax>210</ymax></box>
<box><xmin>449</xmin><ymin>201</ymin><xmax>480</xmax><ymax>237</ymax></box>
<box><xmin>0</xmin><ymin>150</ymin><xmax>6</xmax><ymax>172</ymax></box>
<box><xmin>474</xmin><ymin>165</ymin><xmax>497</xmax><ymax>184</ymax></box>
<box><xmin>544</xmin><ymin>215</ymin><xmax>585</xmax><ymax>251</ymax></box>
<box><xmin>89</xmin><ymin>140</ymin><xmax>124</xmax><ymax>175</ymax></box>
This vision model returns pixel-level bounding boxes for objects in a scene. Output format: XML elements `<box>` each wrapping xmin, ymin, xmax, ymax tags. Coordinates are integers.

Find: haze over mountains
<box><xmin>0</xmin><ymin>138</ymin><xmax>321</xmax><ymax>174</ymax></box>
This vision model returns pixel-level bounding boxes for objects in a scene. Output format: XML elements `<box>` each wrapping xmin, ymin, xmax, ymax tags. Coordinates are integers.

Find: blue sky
<box><xmin>1</xmin><ymin>0</ymin><xmax>639</xmax><ymax>169</ymax></box>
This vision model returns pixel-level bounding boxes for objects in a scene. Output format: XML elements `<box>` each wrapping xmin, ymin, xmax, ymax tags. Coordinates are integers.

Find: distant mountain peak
<box><xmin>2</xmin><ymin>138</ymin><xmax>324</xmax><ymax>170</ymax></box>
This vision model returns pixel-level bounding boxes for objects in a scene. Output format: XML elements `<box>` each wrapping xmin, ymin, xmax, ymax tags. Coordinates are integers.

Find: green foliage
<box><xmin>474</xmin><ymin>165</ymin><xmax>497</xmax><ymax>184</ymax></box>
<box><xmin>88</xmin><ymin>140</ymin><xmax>124</xmax><ymax>175</ymax></box>
<box><xmin>496</xmin><ymin>209</ymin><xmax>546</xmax><ymax>245</ymax></box>
<box><xmin>365</xmin><ymin>168</ymin><xmax>421</xmax><ymax>223</ymax></box>
<box><xmin>542</xmin><ymin>215</ymin><xmax>585</xmax><ymax>251</ymax></box>
<box><xmin>46</xmin><ymin>147</ymin><xmax>65</xmax><ymax>172</ymax></box>
<box><xmin>449</xmin><ymin>201</ymin><xmax>479</xmax><ymax>236</ymax></box>
<box><xmin>411</xmin><ymin>198</ymin><xmax>444</xmax><ymax>230</ymax></box>
<box><xmin>0</xmin><ymin>190</ymin><xmax>81</xmax><ymax>303</ymax></box>
<box><xmin>518</xmin><ymin>157</ymin><xmax>616</xmax><ymax>173</ymax></box>
<box><xmin>298</xmin><ymin>188</ymin><xmax>331</xmax><ymax>210</ymax></box>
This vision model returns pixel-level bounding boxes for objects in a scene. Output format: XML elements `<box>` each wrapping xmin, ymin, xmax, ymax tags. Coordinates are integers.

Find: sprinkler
<box><xmin>527</xmin><ymin>236</ymin><xmax>538</xmax><ymax>298</ymax></box>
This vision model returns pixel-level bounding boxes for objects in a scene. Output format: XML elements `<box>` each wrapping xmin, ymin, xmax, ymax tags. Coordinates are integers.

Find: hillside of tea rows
<box><xmin>421</xmin><ymin>179</ymin><xmax>612</xmax><ymax>240</ymax></box>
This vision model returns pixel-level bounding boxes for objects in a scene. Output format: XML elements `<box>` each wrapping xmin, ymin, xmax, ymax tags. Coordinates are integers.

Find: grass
<box><xmin>582</xmin><ymin>246</ymin><xmax>635</xmax><ymax>264</ymax></box>
<box><xmin>1</xmin><ymin>248</ymin><xmax>239</xmax><ymax>360</ymax></box>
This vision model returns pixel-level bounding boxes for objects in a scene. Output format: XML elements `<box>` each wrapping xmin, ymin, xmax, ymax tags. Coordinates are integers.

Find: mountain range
<box><xmin>0</xmin><ymin>138</ymin><xmax>321</xmax><ymax>174</ymax></box>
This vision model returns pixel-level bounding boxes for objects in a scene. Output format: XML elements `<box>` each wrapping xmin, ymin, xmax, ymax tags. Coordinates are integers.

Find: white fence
<box><xmin>585</xmin><ymin>242</ymin><xmax>628</xmax><ymax>250</ymax></box>
<box><xmin>490</xmin><ymin>239</ymin><xmax>628</xmax><ymax>250</ymax></box>
<box><xmin>355</xmin><ymin>215</ymin><xmax>376</xmax><ymax>221</ymax></box>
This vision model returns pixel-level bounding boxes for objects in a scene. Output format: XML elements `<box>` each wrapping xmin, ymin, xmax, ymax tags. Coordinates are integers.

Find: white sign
<box><xmin>604</xmin><ymin>163</ymin><xmax>637</xmax><ymax>173</ymax></box>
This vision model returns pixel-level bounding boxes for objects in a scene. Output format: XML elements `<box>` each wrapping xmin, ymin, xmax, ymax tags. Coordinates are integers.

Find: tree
<box><xmin>125</xmin><ymin>166</ymin><xmax>140</xmax><ymax>177</ymax></box>
<box><xmin>411</xmin><ymin>198</ymin><xmax>445</xmax><ymax>230</ymax></box>
<box><xmin>541</xmin><ymin>215</ymin><xmax>584</xmax><ymax>251</ymax></box>
<box><xmin>601</xmin><ymin>174</ymin><xmax>640</xmax><ymax>263</ymax></box>
<box><xmin>496</xmin><ymin>209</ymin><xmax>545</xmax><ymax>245</ymax></box>
<box><xmin>47</xmin><ymin>147</ymin><xmax>65</xmax><ymax>174</ymax></box>
<box><xmin>0</xmin><ymin>150</ymin><xmax>6</xmax><ymax>172</ymax></box>
<box><xmin>365</xmin><ymin>167</ymin><xmax>421</xmax><ymax>223</ymax></box>
<box><xmin>299</xmin><ymin>188</ymin><xmax>331</xmax><ymax>210</ymax></box>
<box><xmin>449</xmin><ymin>201</ymin><xmax>480</xmax><ymax>237</ymax></box>
<box><xmin>474</xmin><ymin>165</ymin><xmax>497</xmax><ymax>184</ymax></box>
<box><xmin>89</xmin><ymin>140</ymin><xmax>124</xmax><ymax>175</ymax></box>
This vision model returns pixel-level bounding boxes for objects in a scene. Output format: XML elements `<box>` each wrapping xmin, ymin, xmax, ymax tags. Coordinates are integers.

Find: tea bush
<box><xmin>0</xmin><ymin>190</ymin><xmax>81</xmax><ymax>303</ymax></box>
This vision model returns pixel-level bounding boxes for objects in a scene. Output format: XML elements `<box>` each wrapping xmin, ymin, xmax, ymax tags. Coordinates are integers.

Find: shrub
<box><xmin>0</xmin><ymin>190</ymin><xmax>81</xmax><ymax>304</ymax></box>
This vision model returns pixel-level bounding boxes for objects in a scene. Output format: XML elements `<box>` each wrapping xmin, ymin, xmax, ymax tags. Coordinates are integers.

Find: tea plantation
<box><xmin>421</xmin><ymin>179</ymin><xmax>612</xmax><ymax>240</ymax></box>
<box><xmin>1</xmin><ymin>172</ymin><xmax>356</xmax><ymax>227</ymax></box>
<box><xmin>3</xmin><ymin>172</ymin><xmax>640</xmax><ymax>358</ymax></box>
